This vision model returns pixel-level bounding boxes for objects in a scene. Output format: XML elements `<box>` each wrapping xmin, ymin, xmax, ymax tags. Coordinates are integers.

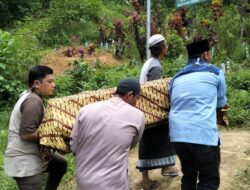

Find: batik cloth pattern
<box><xmin>39</xmin><ymin>78</ymin><xmax>171</xmax><ymax>154</ymax></box>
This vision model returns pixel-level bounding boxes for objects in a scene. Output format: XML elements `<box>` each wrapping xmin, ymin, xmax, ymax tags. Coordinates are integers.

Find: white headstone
<box><xmin>221</xmin><ymin>63</ymin><xmax>226</xmax><ymax>73</ymax></box>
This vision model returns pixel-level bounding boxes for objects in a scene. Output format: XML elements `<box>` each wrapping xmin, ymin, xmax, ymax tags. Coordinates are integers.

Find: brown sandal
<box><xmin>161</xmin><ymin>166</ymin><xmax>178</xmax><ymax>176</ymax></box>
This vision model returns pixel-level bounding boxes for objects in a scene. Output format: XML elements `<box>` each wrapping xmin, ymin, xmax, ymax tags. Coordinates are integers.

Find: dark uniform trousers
<box><xmin>174</xmin><ymin>142</ymin><xmax>220</xmax><ymax>190</ymax></box>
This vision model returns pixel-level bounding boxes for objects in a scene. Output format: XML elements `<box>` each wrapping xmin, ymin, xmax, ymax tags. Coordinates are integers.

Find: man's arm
<box><xmin>217</xmin><ymin>70</ymin><xmax>228</xmax><ymax>108</ymax></box>
<box><xmin>217</xmin><ymin>70</ymin><xmax>229</xmax><ymax>126</ymax></box>
<box><xmin>70</xmin><ymin>108</ymin><xmax>84</xmax><ymax>155</ymax></box>
<box><xmin>130</xmin><ymin>114</ymin><xmax>145</xmax><ymax>149</ymax></box>
<box><xmin>147</xmin><ymin>66</ymin><xmax>162</xmax><ymax>81</ymax></box>
<box><xmin>20</xmin><ymin>130</ymin><xmax>39</xmax><ymax>142</ymax></box>
<box><xmin>217</xmin><ymin>104</ymin><xmax>229</xmax><ymax>127</ymax></box>
<box><xmin>20</xmin><ymin>96</ymin><xmax>44</xmax><ymax>142</ymax></box>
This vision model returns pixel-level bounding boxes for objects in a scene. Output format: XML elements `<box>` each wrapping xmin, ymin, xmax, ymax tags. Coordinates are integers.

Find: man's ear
<box><xmin>124</xmin><ymin>91</ymin><xmax>133</xmax><ymax>99</ymax></box>
<box><xmin>33</xmin><ymin>80</ymin><xmax>41</xmax><ymax>89</ymax></box>
<box><xmin>127</xmin><ymin>91</ymin><xmax>134</xmax><ymax>97</ymax></box>
<box><xmin>203</xmin><ymin>51</ymin><xmax>209</xmax><ymax>61</ymax></box>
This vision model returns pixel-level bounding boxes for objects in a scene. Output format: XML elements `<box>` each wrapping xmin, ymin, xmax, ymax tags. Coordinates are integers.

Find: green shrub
<box><xmin>54</xmin><ymin>74</ymin><xmax>75</xmax><ymax>97</ymax></box>
<box><xmin>215</xmin><ymin>5</ymin><xmax>247</xmax><ymax>63</ymax></box>
<box><xmin>227</xmin><ymin>87</ymin><xmax>250</xmax><ymax>127</ymax></box>
<box><xmin>42</xmin><ymin>0</ymin><xmax>103</xmax><ymax>46</ymax></box>
<box><xmin>0</xmin><ymin>0</ymin><xmax>47</xmax><ymax>28</ymax></box>
<box><xmin>66</xmin><ymin>60</ymin><xmax>94</xmax><ymax>92</ymax></box>
<box><xmin>54</xmin><ymin>60</ymin><xmax>141</xmax><ymax>96</ymax></box>
<box><xmin>0</xmin><ymin>154</ymin><xmax>17</xmax><ymax>190</ymax></box>
<box><xmin>0</xmin><ymin>108</ymin><xmax>17</xmax><ymax>190</ymax></box>
<box><xmin>226</xmin><ymin>70</ymin><xmax>250</xmax><ymax>91</ymax></box>
<box><xmin>100</xmin><ymin>63</ymin><xmax>141</xmax><ymax>87</ymax></box>
<box><xmin>0</xmin><ymin>19</ymin><xmax>51</xmax><ymax>105</ymax></box>
<box><xmin>0</xmin><ymin>108</ymin><xmax>11</xmax><ymax>146</ymax></box>
<box><xmin>226</xmin><ymin>69</ymin><xmax>250</xmax><ymax>127</ymax></box>
<box><xmin>162</xmin><ymin>56</ymin><xmax>186</xmax><ymax>77</ymax></box>
<box><xmin>166</xmin><ymin>31</ymin><xmax>186</xmax><ymax>60</ymax></box>
<box><xmin>0</xmin><ymin>30</ymin><xmax>24</xmax><ymax>103</ymax></box>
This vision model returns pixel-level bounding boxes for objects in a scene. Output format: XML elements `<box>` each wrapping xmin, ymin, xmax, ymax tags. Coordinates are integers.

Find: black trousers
<box><xmin>14</xmin><ymin>153</ymin><xmax>67</xmax><ymax>190</ymax></box>
<box><xmin>174</xmin><ymin>142</ymin><xmax>220</xmax><ymax>190</ymax></box>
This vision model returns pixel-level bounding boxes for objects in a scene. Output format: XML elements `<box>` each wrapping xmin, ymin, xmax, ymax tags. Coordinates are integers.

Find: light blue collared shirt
<box><xmin>169</xmin><ymin>69</ymin><xmax>227</xmax><ymax>146</ymax></box>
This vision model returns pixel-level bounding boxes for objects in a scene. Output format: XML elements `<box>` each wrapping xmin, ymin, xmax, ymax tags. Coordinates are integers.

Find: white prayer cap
<box><xmin>149</xmin><ymin>34</ymin><xmax>165</xmax><ymax>47</ymax></box>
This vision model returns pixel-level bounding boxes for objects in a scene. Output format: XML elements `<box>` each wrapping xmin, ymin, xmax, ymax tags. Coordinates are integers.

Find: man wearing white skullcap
<box><xmin>137</xmin><ymin>34</ymin><xmax>178</xmax><ymax>190</ymax></box>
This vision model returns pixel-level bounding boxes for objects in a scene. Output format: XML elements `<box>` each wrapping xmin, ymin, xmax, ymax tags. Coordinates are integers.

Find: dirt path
<box><xmin>128</xmin><ymin>129</ymin><xmax>250</xmax><ymax>190</ymax></box>
<box><xmin>59</xmin><ymin>130</ymin><xmax>250</xmax><ymax>190</ymax></box>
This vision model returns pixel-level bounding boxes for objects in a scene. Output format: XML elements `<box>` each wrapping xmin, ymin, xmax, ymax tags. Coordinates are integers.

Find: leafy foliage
<box><xmin>0</xmin><ymin>154</ymin><xmax>17</xmax><ymax>190</ymax></box>
<box><xmin>226</xmin><ymin>69</ymin><xmax>250</xmax><ymax>127</ymax></box>
<box><xmin>0</xmin><ymin>0</ymin><xmax>50</xmax><ymax>28</ymax></box>
<box><xmin>0</xmin><ymin>30</ymin><xmax>23</xmax><ymax>102</ymax></box>
<box><xmin>41</xmin><ymin>0</ymin><xmax>103</xmax><ymax>45</ymax></box>
<box><xmin>166</xmin><ymin>31</ymin><xmax>186</xmax><ymax>60</ymax></box>
<box><xmin>0</xmin><ymin>24</ymin><xmax>48</xmax><ymax>104</ymax></box>
<box><xmin>54</xmin><ymin>60</ymin><xmax>140</xmax><ymax>96</ymax></box>
<box><xmin>54</xmin><ymin>75</ymin><xmax>75</xmax><ymax>97</ymax></box>
<box><xmin>227</xmin><ymin>69</ymin><xmax>250</xmax><ymax>91</ymax></box>
<box><xmin>0</xmin><ymin>108</ymin><xmax>17</xmax><ymax>190</ymax></box>
<box><xmin>162</xmin><ymin>55</ymin><xmax>186</xmax><ymax>77</ymax></box>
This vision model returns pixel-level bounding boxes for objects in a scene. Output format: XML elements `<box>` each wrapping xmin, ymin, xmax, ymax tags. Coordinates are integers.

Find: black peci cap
<box><xmin>115</xmin><ymin>77</ymin><xmax>141</xmax><ymax>95</ymax></box>
<box><xmin>186</xmin><ymin>39</ymin><xmax>210</xmax><ymax>59</ymax></box>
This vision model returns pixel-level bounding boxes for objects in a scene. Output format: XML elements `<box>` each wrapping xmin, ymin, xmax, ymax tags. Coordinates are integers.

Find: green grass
<box><xmin>232</xmin><ymin>165</ymin><xmax>250</xmax><ymax>190</ymax></box>
<box><xmin>0</xmin><ymin>108</ymin><xmax>18</xmax><ymax>189</ymax></box>
<box><xmin>0</xmin><ymin>151</ymin><xmax>17</xmax><ymax>190</ymax></box>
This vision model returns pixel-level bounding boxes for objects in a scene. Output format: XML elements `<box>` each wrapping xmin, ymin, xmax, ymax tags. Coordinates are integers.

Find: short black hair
<box><xmin>149</xmin><ymin>41</ymin><xmax>164</xmax><ymax>58</ymax></box>
<box><xmin>28</xmin><ymin>65</ymin><xmax>53</xmax><ymax>87</ymax></box>
<box><xmin>189</xmin><ymin>52</ymin><xmax>204</xmax><ymax>60</ymax></box>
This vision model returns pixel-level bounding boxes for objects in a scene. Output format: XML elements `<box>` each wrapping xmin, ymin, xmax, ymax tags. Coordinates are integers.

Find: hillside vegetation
<box><xmin>0</xmin><ymin>0</ymin><xmax>249</xmax><ymax>189</ymax></box>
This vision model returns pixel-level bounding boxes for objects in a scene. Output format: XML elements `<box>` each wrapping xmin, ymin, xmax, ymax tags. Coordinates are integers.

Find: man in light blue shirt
<box><xmin>169</xmin><ymin>39</ymin><xmax>228</xmax><ymax>190</ymax></box>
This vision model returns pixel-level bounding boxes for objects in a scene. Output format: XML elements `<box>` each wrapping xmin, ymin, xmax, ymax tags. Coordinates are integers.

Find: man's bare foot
<box><xmin>142</xmin><ymin>180</ymin><xmax>160</xmax><ymax>190</ymax></box>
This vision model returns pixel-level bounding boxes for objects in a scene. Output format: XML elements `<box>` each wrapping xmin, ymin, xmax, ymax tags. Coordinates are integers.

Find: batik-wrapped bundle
<box><xmin>39</xmin><ymin>78</ymin><xmax>171</xmax><ymax>154</ymax></box>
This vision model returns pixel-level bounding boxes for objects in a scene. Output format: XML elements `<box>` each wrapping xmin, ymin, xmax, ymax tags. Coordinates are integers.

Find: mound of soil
<box><xmin>41</xmin><ymin>47</ymin><xmax>120</xmax><ymax>75</ymax></box>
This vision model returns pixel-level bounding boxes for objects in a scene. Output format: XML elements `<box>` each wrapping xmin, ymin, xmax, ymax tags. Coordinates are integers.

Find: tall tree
<box><xmin>238</xmin><ymin>0</ymin><xmax>250</xmax><ymax>43</ymax></box>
